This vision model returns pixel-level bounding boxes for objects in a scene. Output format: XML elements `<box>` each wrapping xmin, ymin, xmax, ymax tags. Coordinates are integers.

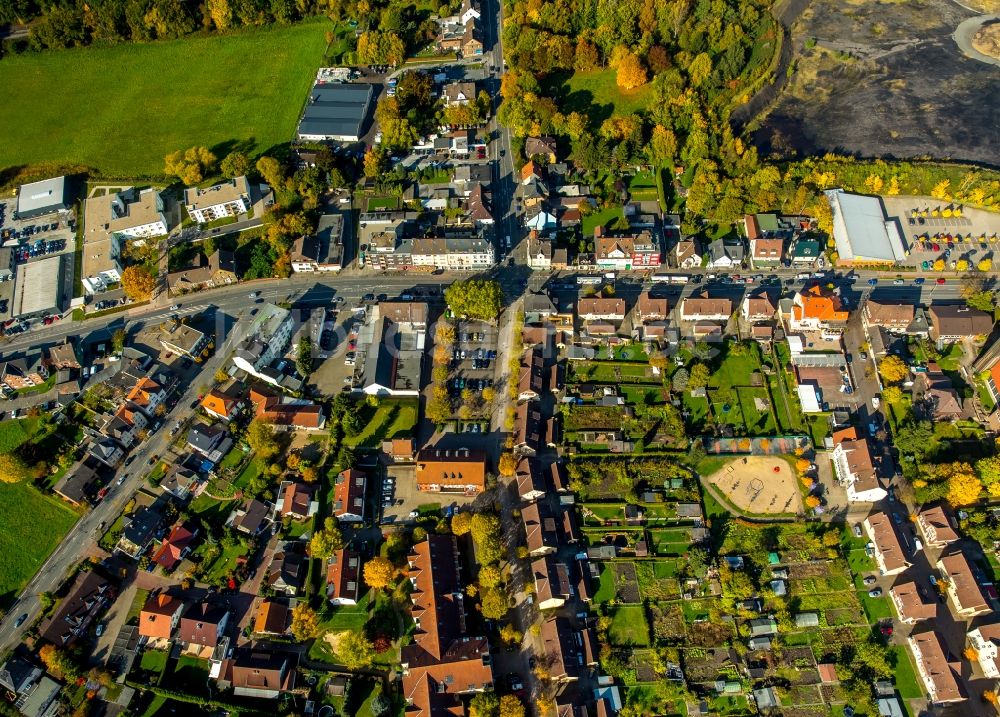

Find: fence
<box><xmin>701</xmin><ymin>435</ymin><xmax>811</xmax><ymax>455</ymax></box>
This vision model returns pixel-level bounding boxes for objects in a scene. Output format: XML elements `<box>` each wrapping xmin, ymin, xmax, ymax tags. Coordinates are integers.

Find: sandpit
<box><xmin>705</xmin><ymin>456</ymin><xmax>803</xmax><ymax>515</ymax></box>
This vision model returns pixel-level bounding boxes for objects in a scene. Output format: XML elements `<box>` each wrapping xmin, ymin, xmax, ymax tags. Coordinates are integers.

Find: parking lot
<box><xmin>378</xmin><ymin>464</ymin><xmax>478</xmax><ymax>526</ymax></box>
<box><xmin>446</xmin><ymin>319</ymin><xmax>499</xmax><ymax>429</ymax></box>
<box><xmin>883</xmin><ymin>196</ymin><xmax>1000</xmax><ymax>270</ymax></box>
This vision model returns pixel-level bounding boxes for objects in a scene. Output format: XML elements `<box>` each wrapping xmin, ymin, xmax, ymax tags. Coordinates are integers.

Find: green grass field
<box><xmin>608</xmin><ymin>605</ymin><xmax>650</xmax><ymax>646</ymax></box>
<box><xmin>0</xmin><ymin>482</ymin><xmax>78</xmax><ymax>607</ymax></box>
<box><xmin>563</xmin><ymin>68</ymin><xmax>654</xmax><ymax>117</ymax></box>
<box><xmin>344</xmin><ymin>399</ymin><xmax>419</xmax><ymax>448</ymax></box>
<box><xmin>0</xmin><ymin>21</ymin><xmax>330</xmax><ymax>177</ymax></box>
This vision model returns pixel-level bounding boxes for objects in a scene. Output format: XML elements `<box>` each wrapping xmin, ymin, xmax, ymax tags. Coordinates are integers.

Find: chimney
<box><xmin>594</xmin><ymin>226</ymin><xmax>603</xmax><ymax>238</ymax></box>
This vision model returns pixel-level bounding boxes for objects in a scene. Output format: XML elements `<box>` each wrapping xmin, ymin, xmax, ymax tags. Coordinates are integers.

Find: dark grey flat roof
<box><xmin>298</xmin><ymin>83</ymin><xmax>373</xmax><ymax>139</ymax></box>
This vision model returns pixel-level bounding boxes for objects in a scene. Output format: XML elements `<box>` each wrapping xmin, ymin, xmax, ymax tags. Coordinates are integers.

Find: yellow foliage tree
<box><xmin>364</xmin><ymin>556</ymin><xmax>395</xmax><ymax>590</ymax></box>
<box><xmin>979</xmin><ymin>258</ymin><xmax>993</xmax><ymax>272</ymax></box>
<box><xmin>878</xmin><ymin>355</ymin><xmax>908</xmax><ymax>384</ymax></box>
<box><xmin>940</xmin><ymin>462</ymin><xmax>982</xmax><ymax>506</ymax></box>
<box><xmin>616</xmin><ymin>51</ymin><xmax>648</xmax><ymax>90</ymax></box>
<box><xmin>956</xmin><ymin>259</ymin><xmax>969</xmax><ymax>271</ymax></box>
<box><xmin>451</xmin><ymin>511</ymin><xmax>473</xmax><ymax>536</ymax></box>
<box><xmin>498</xmin><ymin>452</ymin><xmax>518</xmax><ymax>476</ymax></box>
<box><xmin>120</xmin><ymin>265</ymin><xmax>156</xmax><ymax>302</ymax></box>
<box><xmin>290</xmin><ymin>603</ymin><xmax>321</xmax><ymax>641</ymax></box>
<box><xmin>164</xmin><ymin>146</ymin><xmax>216</xmax><ymax>185</ymax></box>
<box><xmin>499</xmin><ymin>694</ymin><xmax>525</xmax><ymax>717</ymax></box>
<box><xmin>0</xmin><ymin>453</ymin><xmax>28</xmax><ymax>484</ymax></box>
<box><xmin>795</xmin><ymin>458</ymin><xmax>811</xmax><ymax>474</ymax></box>
<box><xmin>805</xmin><ymin>495</ymin><xmax>821</xmax><ymax>509</ymax></box>
<box><xmin>933</xmin><ymin>258</ymin><xmax>945</xmax><ymax>271</ymax></box>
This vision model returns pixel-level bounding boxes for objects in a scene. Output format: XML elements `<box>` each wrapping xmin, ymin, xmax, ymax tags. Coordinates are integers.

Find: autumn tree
<box><xmin>498</xmin><ymin>452</ymin><xmax>518</xmax><ymax>477</ymax></box>
<box><xmin>882</xmin><ymin>386</ymin><xmax>903</xmax><ymax>405</ymax></box>
<box><xmin>479</xmin><ymin>588</ymin><xmax>508</xmax><ymax>619</ymax></box>
<box><xmin>39</xmin><ymin>645</ymin><xmax>79</xmax><ymax>680</ymax></box>
<box><xmin>616</xmin><ymin>50</ymin><xmax>647</xmax><ymax>90</ymax></box>
<box><xmin>246</xmin><ymin>418</ymin><xmax>279</xmax><ymax>460</ymax></box>
<box><xmin>933</xmin><ymin>258</ymin><xmax>945</xmax><ymax>271</ymax></box>
<box><xmin>805</xmin><ymin>495</ymin><xmax>821</xmax><ymax>509</ymax></box>
<box><xmin>363</xmin><ymin>147</ymin><xmax>386</xmax><ymax>178</ymax></box>
<box><xmin>574</xmin><ymin>38</ymin><xmax>599</xmax><ymax>72</ymax></box>
<box><xmin>499</xmin><ymin>694</ymin><xmax>525</xmax><ymax>717</ymax></box>
<box><xmin>220</xmin><ymin>150</ymin><xmax>250</xmax><ymax>178</ymax></box>
<box><xmin>364</xmin><ymin>555</ymin><xmax>395</xmax><ymax>590</ymax></box>
<box><xmin>164</xmin><ymin>146</ymin><xmax>216</xmax><ymax>185</ymax></box>
<box><xmin>878</xmin><ymin>355</ymin><xmax>908</xmax><ymax>384</ymax></box>
<box><xmin>121</xmin><ymin>265</ymin><xmax>156</xmax><ymax>302</ymax></box>
<box><xmin>688</xmin><ymin>363</ymin><xmax>711</xmax><ymax>390</ymax></box>
<box><xmin>451</xmin><ymin>511</ymin><xmax>473</xmax><ymax>536</ymax></box>
<box><xmin>309</xmin><ymin>518</ymin><xmax>344</xmax><ymax>558</ymax></box>
<box><xmin>336</xmin><ymin>631</ymin><xmax>375</xmax><ymax>669</ymax></box>
<box><xmin>207</xmin><ymin>0</ymin><xmax>233</xmax><ymax>30</ymax></box>
<box><xmin>978</xmin><ymin>258</ymin><xmax>993</xmax><ymax>272</ymax></box>
<box><xmin>479</xmin><ymin>564</ymin><xmax>503</xmax><ymax>590</ymax></box>
<box><xmin>939</xmin><ymin>462</ymin><xmax>982</xmax><ymax>506</ymax></box>
<box><xmin>976</xmin><ymin>456</ymin><xmax>1000</xmax><ymax>498</ymax></box>
<box><xmin>290</xmin><ymin>603</ymin><xmax>321</xmax><ymax>641</ymax></box>
<box><xmin>470</xmin><ymin>692</ymin><xmax>500</xmax><ymax>717</ymax></box>
<box><xmin>471</xmin><ymin>512</ymin><xmax>504</xmax><ymax>564</ymax></box>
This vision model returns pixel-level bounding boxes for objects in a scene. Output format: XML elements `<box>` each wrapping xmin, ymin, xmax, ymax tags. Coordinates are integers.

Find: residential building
<box><xmin>151</xmin><ymin>522</ymin><xmax>198</xmax><ymax>572</ymax></box>
<box><xmin>741</xmin><ymin>292</ymin><xmax>777</xmax><ymax>322</ymax></box>
<box><xmin>361</xmin><ymin>314</ymin><xmax>423</xmax><ymax>397</ymax></box>
<box><xmin>226</xmin><ymin>498</ymin><xmax>272</xmax><ymax>536</ymax></box>
<box><xmin>186</xmin><ymin>423</ymin><xmax>231</xmax><ymax>464</ymax></box>
<box><xmin>200</xmin><ymin>381</ymin><xmax>242</xmax><ymax>421</ymax></box>
<box><xmin>513</xmin><ymin>401</ymin><xmax>544</xmax><ymax>455</ymax></box>
<box><xmin>825</xmin><ymin>189</ymin><xmax>907</xmax><ymax>266</ymax></box>
<box><xmin>53</xmin><ymin>459</ymin><xmax>101</xmax><ymax>507</ymax></box>
<box><xmin>917</xmin><ymin>365</ymin><xmax>963</xmax><ymax>420</ymax></box>
<box><xmin>275</xmin><ymin>481</ymin><xmax>318</xmax><ymax>521</ymax></box>
<box><xmin>217</xmin><ymin>649</ymin><xmax>296</xmax><ymax>699</ymax></box>
<box><xmin>705</xmin><ymin>239</ymin><xmax>745</xmax><ymax>268</ymax></box>
<box><xmin>462</xmin><ymin>22</ymin><xmax>483</xmax><ymax>56</ymax></box>
<box><xmin>526</xmin><ymin>232</ymin><xmax>553</xmax><ymax>270</ymax></box>
<box><xmin>88</xmin><ymin>438</ymin><xmax>124</xmax><ymax>469</ymax></box>
<box><xmin>161</xmin><ymin>464</ymin><xmax>198</xmax><ymax>501</ymax></box>
<box><xmin>0</xmin><ymin>354</ymin><xmax>48</xmax><ymax>391</ymax></box>
<box><xmin>750</xmin><ymin>237</ymin><xmax>785</xmax><ymax>269</ymax></box>
<box><xmin>789</xmin><ymin>285</ymin><xmax>849</xmax><ymax>332</ymax></box>
<box><xmin>0</xmin><ymin>656</ymin><xmax>61</xmax><ymax>717</ymax></box>
<box><xmin>680</xmin><ymin>294</ymin><xmax>733</xmax><ymax>322</ymax></box>
<box><xmin>937</xmin><ymin>552</ymin><xmax>991</xmax><ymax>617</ymax></box>
<box><xmin>40</xmin><ymin>571</ymin><xmax>113</xmax><ymax>647</ymax></box>
<box><xmin>675</xmin><ymin>239</ymin><xmax>701</xmax><ymax>269</ymax></box>
<box><xmin>576</xmin><ymin>298</ymin><xmax>626</xmax><ymax>323</ymax></box>
<box><xmin>889</xmin><ymin>582</ymin><xmax>937</xmax><ymax>624</ymax></box>
<box><xmin>178</xmin><ymin>602</ymin><xmax>230</xmax><ymax>655</ymax></box>
<box><xmin>790</xmin><ymin>238</ymin><xmax>822</xmax><ymax>265</ymax></box>
<box><xmin>443</xmin><ymin>81</ymin><xmax>477</xmax><ymax>106</ymax></box>
<box><xmin>928</xmin><ymin>304</ymin><xmax>994</xmax><ymax>343</ymax></box>
<box><xmin>593</xmin><ymin>228</ymin><xmax>661</xmax><ymax>270</ymax></box>
<box><xmin>159</xmin><ymin>321</ymin><xmax>209</xmax><ymax>359</ymax></box>
<box><xmin>116</xmin><ymin>506</ymin><xmax>162</xmax><ymax>558</ymax></box>
<box><xmin>917</xmin><ymin>505</ymin><xmax>960</xmax><ymax>548</ymax></box>
<box><xmin>326</xmin><ymin>548</ymin><xmax>362</xmax><ymax>606</ymax></box>
<box><xmin>139</xmin><ymin>593</ymin><xmax>184</xmax><ymax>644</ymax></box>
<box><xmin>401</xmin><ymin>535</ymin><xmax>493</xmax><ymax>717</ymax></box>
<box><xmin>253</xmin><ymin>600</ymin><xmax>289</xmax><ymax>636</ymax></box>
<box><xmin>863</xmin><ymin>300</ymin><xmax>914</xmax><ymax>332</ymax></box>
<box><xmin>518</xmin><ymin>347</ymin><xmax>545</xmax><ymax>401</ymax></box>
<box><xmin>232</xmin><ymin>304</ymin><xmax>295</xmax><ymax>385</ymax></box>
<box><xmin>266</xmin><ymin>544</ymin><xmax>307</xmax><ymax>596</ymax></box>
<box><xmin>184</xmin><ymin>176</ymin><xmax>251</xmax><ymax>223</ymax></box>
<box><xmin>540</xmin><ymin>617</ymin><xmax>580</xmax><ymax>683</ymax></box>
<box><xmin>967</xmin><ymin>623</ymin><xmax>1000</xmax><ymax>679</ymax></box>
<box><xmin>415</xmin><ymin>447</ymin><xmax>486</xmax><ymax>494</ymax></box>
<box><xmin>125</xmin><ymin>376</ymin><xmax>167</xmax><ymax>418</ymax></box>
<box><xmin>332</xmin><ymin>468</ymin><xmax>366</xmax><ymax>523</ymax></box>
<box><xmin>522</xmin><ymin>501</ymin><xmax>559</xmax><ymax>557</ymax></box>
<box><xmin>82</xmin><ymin>187</ymin><xmax>168</xmax><ymax>293</ymax></box>
<box><xmin>525</xmin><ymin>136</ymin><xmax>557</xmax><ymax>163</ymax></box>
<box><xmin>100</xmin><ymin>403</ymin><xmax>147</xmax><ymax>447</ymax></box>
<box><xmin>46</xmin><ymin>342</ymin><xmax>81</xmax><ymax>370</ymax></box>
<box><xmin>168</xmin><ymin>250</ymin><xmax>237</xmax><ymax>294</ymax></box>
<box><xmin>516</xmin><ymin>458</ymin><xmax>546</xmax><ymax>502</ymax></box>
<box><xmin>409</xmin><ymin>236</ymin><xmax>495</xmax><ymax>271</ymax></box>
<box><xmin>863</xmin><ymin>512</ymin><xmax>909</xmax><ymax>576</ymax></box>
<box><xmin>832</xmin><ymin>430</ymin><xmax>886</xmax><ymax>502</ymax></box>
<box><xmin>908</xmin><ymin>631</ymin><xmax>964</xmax><ymax>704</ymax></box>
<box><xmin>289</xmin><ymin>213</ymin><xmax>344</xmax><ymax>272</ymax></box>
<box><xmin>531</xmin><ymin>557</ymin><xmax>571</xmax><ymax>610</ymax></box>
<box><xmin>248</xmin><ymin>386</ymin><xmax>325</xmax><ymax>430</ymax></box>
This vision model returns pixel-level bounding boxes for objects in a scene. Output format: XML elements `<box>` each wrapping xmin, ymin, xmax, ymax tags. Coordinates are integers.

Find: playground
<box><xmin>704</xmin><ymin>455</ymin><xmax>803</xmax><ymax>515</ymax></box>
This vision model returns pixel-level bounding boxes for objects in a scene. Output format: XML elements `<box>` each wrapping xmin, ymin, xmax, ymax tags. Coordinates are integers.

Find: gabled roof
<box><xmin>139</xmin><ymin>593</ymin><xmax>183</xmax><ymax>639</ymax></box>
<box><xmin>938</xmin><ymin>551</ymin><xmax>989</xmax><ymax>613</ymax></box>
<box><xmin>178</xmin><ymin>602</ymin><xmax>228</xmax><ymax>647</ymax></box>
<box><xmin>325</xmin><ymin>548</ymin><xmax>361</xmax><ymax>603</ymax></box>
<box><xmin>151</xmin><ymin>522</ymin><xmax>197</xmax><ymax>570</ymax></box>
<box><xmin>415</xmin><ymin>448</ymin><xmax>486</xmax><ymax>490</ymax></box>
<box><xmin>576</xmin><ymin>297</ymin><xmax>626</xmax><ymax>318</ymax></box>
<box><xmin>521</xmin><ymin>501</ymin><xmax>559</xmax><ymax>554</ymax></box>
<box><xmin>540</xmin><ymin>617</ymin><xmax>578</xmax><ymax>679</ymax></box>
<box><xmin>929</xmin><ymin>304</ymin><xmax>993</xmax><ymax>337</ymax></box>
<box><xmin>332</xmin><ymin>468</ymin><xmax>366</xmax><ymax>520</ymax></box>
<box><xmin>280</xmin><ymin>481</ymin><xmax>316</xmax><ymax>518</ymax></box>
<box><xmin>793</xmin><ymin>285</ymin><xmax>849</xmax><ymax>323</ymax></box>
<box><xmin>254</xmin><ymin>600</ymin><xmax>289</xmax><ymax>635</ymax></box>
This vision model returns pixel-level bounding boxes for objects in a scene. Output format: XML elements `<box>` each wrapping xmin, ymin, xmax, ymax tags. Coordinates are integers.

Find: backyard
<box><xmin>0</xmin><ymin>20</ymin><xmax>329</xmax><ymax>178</ymax></box>
<box><xmin>343</xmin><ymin>399</ymin><xmax>419</xmax><ymax>448</ymax></box>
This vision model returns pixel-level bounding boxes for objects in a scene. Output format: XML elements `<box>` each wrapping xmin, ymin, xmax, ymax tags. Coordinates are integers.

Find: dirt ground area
<box><xmin>752</xmin><ymin>0</ymin><xmax>1000</xmax><ymax>165</ymax></box>
<box><xmin>706</xmin><ymin>456</ymin><xmax>803</xmax><ymax>515</ymax></box>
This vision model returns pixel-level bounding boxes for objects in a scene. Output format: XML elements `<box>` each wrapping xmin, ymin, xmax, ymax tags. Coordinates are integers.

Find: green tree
<box><xmin>296</xmin><ymin>337</ymin><xmax>313</xmax><ymax>378</ymax></box>
<box><xmin>894</xmin><ymin>419</ymin><xmax>935</xmax><ymax>459</ymax></box>
<box><xmin>444</xmin><ymin>279</ymin><xmax>503</xmax><ymax>321</ymax></box>
<box><xmin>966</xmin><ymin>291</ymin><xmax>996</xmax><ymax>313</ymax></box>
<box><xmin>336</xmin><ymin>631</ymin><xmax>375</xmax><ymax>669</ymax></box>
<box><xmin>255</xmin><ymin>155</ymin><xmax>285</xmax><ymax>189</ymax></box>
<box><xmin>111</xmin><ymin>328</ymin><xmax>127</xmax><ymax>355</ymax></box>
<box><xmin>977</xmin><ymin>456</ymin><xmax>1000</xmax><ymax>498</ymax></box>
<box><xmin>220</xmin><ymin>150</ymin><xmax>251</xmax><ymax>178</ymax></box>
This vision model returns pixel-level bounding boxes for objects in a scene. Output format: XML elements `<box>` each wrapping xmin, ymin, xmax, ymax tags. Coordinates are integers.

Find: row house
<box><xmin>540</xmin><ymin>617</ymin><xmax>598</xmax><ymax>683</ymax></box>
<box><xmin>518</xmin><ymin>347</ymin><xmax>546</xmax><ymax>401</ymax></box>
<box><xmin>634</xmin><ymin>292</ymin><xmax>671</xmax><ymax>342</ymax></box>
<box><xmin>889</xmin><ymin>582</ymin><xmax>937</xmax><ymax>625</ymax></box>
<box><xmin>908</xmin><ymin>631</ymin><xmax>965</xmax><ymax>705</ymax></box>
<box><xmin>331</xmin><ymin>468</ymin><xmax>366</xmax><ymax>523</ymax></box>
<box><xmin>40</xmin><ymin>571</ymin><xmax>114</xmax><ymax>647</ymax></box>
<box><xmin>593</xmin><ymin>227</ymin><xmax>661</xmax><ymax>270</ymax></box>
<box><xmin>522</xmin><ymin>501</ymin><xmax>560</xmax><ymax>557</ymax></box>
<box><xmin>531</xmin><ymin>557</ymin><xmax>572</xmax><ymax>610</ymax></box>
<box><xmin>863</xmin><ymin>300</ymin><xmax>915</xmax><ymax>333</ymax></box>
<box><xmin>515</xmin><ymin>458</ymin><xmax>547</xmax><ymax>503</ymax></box>
<box><xmin>401</xmin><ymin>534</ymin><xmax>493</xmax><ymax>716</ymax></box>
<box><xmin>967</xmin><ymin>623</ymin><xmax>1000</xmax><ymax>679</ymax></box>
<box><xmin>0</xmin><ymin>353</ymin><xmax>48</xmax><ymax>391</ymax></box>
<box><xmin>917</xmin><ymin>505</ymin><xmax>960</xmax><ymax>548</ymax></box>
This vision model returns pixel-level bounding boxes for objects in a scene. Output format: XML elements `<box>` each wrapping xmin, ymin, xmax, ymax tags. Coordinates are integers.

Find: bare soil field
<box><xmin>752</xmin><ymin>0</ymin><xmax>1000</xmax><ymax>165</ymax></box>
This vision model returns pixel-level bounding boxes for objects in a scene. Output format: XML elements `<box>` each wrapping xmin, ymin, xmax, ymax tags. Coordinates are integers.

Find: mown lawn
<box><xmin>0</xmin><ymin>20</ymin><xmax>329</xmax><ymax>177</ymax></box>
<box><xmin>563</xmin><ymin>68</ymin><xmax>654</xmax><ymax>117</ymax></box>
<box><xmin>0</xmin><ymin>417</ymin><xmax>44</xmax><ymax>453</ymax></box>
<box><xmin>608</xmin><ymin>605</ymin><xmax>650</xmax><ymax>646</ymax></box>
<box><xmin>343</xmin><ymin>399</ymin><xmax>419</xmax><ymax>448</ymax></box>
<box><xmin>581</xmin><ymin>205</ymin><xmax>625</xmax><ymax>236</ymax></box>
<box><xmin>0</xmin><ymin>482</ymin><xmax>78</xmax><ymax>607</ymax></box>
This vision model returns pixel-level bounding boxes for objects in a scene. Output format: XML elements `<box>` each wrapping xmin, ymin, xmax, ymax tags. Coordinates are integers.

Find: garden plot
<box><xmin>635</xmin><ymin>561</ymin><xmax>680</xmax><ymax>601</ymax></box>
<box><xmin>608</xmin><ymin>605</ymin><xmax>650</xmax><ymax>647</ymax></box>
<box><xmin>613</xmin><ymin>562</ymin><xmax>642</xmax><ymax>603</ymax></box>
<box><xmin>688</xmin><ymin>619</ymin><xmax>736</xmax><ymax>648</ymax></box>
<box><xmin>648</xmin><ymin>603</ymin><xmax>686</xmax><ymax>644</ymax></box>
